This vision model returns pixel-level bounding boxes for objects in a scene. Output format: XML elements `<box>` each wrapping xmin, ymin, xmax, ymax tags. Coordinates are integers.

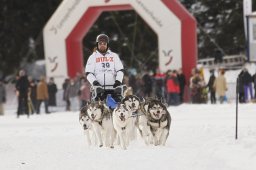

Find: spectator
<box><xmin>189</xmin><ymin>68</ymin><xmax>196</xmax><ymax>102</ymax></box>
<box><xmin>207</xmin><ymin>69</ymin><xmax>216</xmax><ymax>104</ymax></box>
<box><xmin>166</xmin><ymin>70</ymin><xmax>180</xmax><ymax>106</ymax></box>
<box><xmin>190</xmin><ymin>69</ymin><xmax>205</xmax><ymax>104</ymax></box>
<box><xmin>214</xmin><ymin>69</ymin><xmax>227</xmax><ymax>104</ymax></box>
<box><xmin>142</xmin><ymin>71</ymin><xmax>153</xmax><ymax>98</ymax></box>
<box><xmin>253</xmin><ymin>71</ymin><xmax>256</xmax><ymax>100</ymax></box>
<box><xmin>16</xmin><ymin>69</ymin><xmax>30</xmax><ymax>118</ymax></box>
<box><xmin>36</xmin><ymin>76</ymin><xmax>50</xmax><ymax>114</ymax></box>
<box><xmin>65</xmin><ymin>78</ymin><xmax>80</xmax><ymax>111</ymax></box>
<box><xmin>48</xmin><ymin>77</ymin><xmax>58</xmax><ymax>108</ymax></box>
<box><xmin>0</xmin><ymin>79</ymin><xmax>6</xmax><ymax>115</ymax></box>
<box><xmin>238</xmin><ymin>69</ymin><xmax>245</xmax><ymax>103</ymax></box>
<box><xmin>177</xmin><ymin>68</ymin><xmax>186</xmax><ymax>103</ymax></box>
<box><xmin>28</xmin><ymin>76</ymin><xmax>37</xmax><ymax>114</ymax></box>
<box><xmin>214</xmin><ymin>49</ymin><xmax>223</xmax><ymax>64</ymax></box>
<box><xmin>154</xmin><ymin>68</ymin><xmax>165</xmax><ymax>99</ymax></box>
<box><xmin>134</xmin><ymin>74</ymin><xmax>144</xmax><ymax>97</ymax></box>
<box><xmin>62</xmin><ymin>78</ymin><xmax>71</xmax><ymax>111</ymax></box>
<box><xmin>242</xmin><ymin>68</ymin><xmax>254</xmax><ymax>102</ymax></box>
<box><xmin>79</xmin><ymin>78</ymin><xmax>91</xmax><ymax>108</ymax></box>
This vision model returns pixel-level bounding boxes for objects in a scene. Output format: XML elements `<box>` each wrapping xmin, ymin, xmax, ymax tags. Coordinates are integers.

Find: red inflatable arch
<box><xmin>44</xmin><ymin>0</ymin><xmax>197</xmax><ymax>88</ymax></box>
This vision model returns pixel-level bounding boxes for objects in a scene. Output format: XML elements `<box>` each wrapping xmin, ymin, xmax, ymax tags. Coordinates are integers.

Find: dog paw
<box><xmin>110</xmin><ymin>146</ymin><xmax>114</xmax><ymax>149</ymax></box>
<box><xmin>99</xmin><ymin>144</ymin><xmax>103</xmax><ymax>147</ymax></box>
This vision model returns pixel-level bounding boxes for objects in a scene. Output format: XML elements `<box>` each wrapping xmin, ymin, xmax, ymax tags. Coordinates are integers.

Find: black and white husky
<box><xmin>79</xmin><ymin>107</ymin><xmax>94</xmax><ymax>146</ymax></box>
<box><xmin>121</xmin><ymin>95</ymin><xmax>140</xmax><ymax>140</ymax></box>
<box><xmin>143</xmin><ymin>98</ymin><xmax>171</xmax><ymax>146</ymax></box>
<box><xmin>84</xmin><ymin>101</ymin><xmax>116</xmax><ymax>148</ymax></box>
<box><xmin>112</xmin><ymin>103</ymin><xmax>133</xmax><ymax>150</ymax></box>
<box><xmin>121</xmin><ymin>95</ymin><xmax>152</xmax><ymax>144</ymax></box>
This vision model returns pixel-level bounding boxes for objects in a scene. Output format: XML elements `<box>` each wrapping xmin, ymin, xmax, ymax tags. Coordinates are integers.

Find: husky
<box><xmin>121</xmin><ymin>95</ymin><xmax>140</xmax><ymax>113</ymax></box>
<box><xmin>121</xmin><ymin>95</ymin><xmax>140</xmax><ymax>141</ymax></box>
<box><xmin>79</xmin><ymin>106</ymin><xmax>94</xmax><ymax>146</ymax></box>
<box><xmin>112</xmin><ymin>104</ymin><xmax>133</xmax><ymax>150</ymax></box>
<box><xmin>121</xmin><ymin>95</ymin><xmax>152</xmax><ymax>144</ymax></box>
<box><xmin>86</xmin><ymin>101</ymin><xmax>116</xmax><ymax>148</ymax></box>
<box><xmin>143</xmin><ymin>98</ymin><xmax>171</xmax><ymax>146</ymax></box>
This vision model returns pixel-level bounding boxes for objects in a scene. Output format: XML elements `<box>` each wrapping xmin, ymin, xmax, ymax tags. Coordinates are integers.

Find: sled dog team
<box><xmin>79</xmin><ymin>95</ymin><xmax>171</xmax><ymax>149</ymax></box>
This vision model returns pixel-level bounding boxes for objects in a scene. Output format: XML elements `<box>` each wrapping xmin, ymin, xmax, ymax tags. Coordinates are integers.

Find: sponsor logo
<box><xmin>135</xmin><ymin>0</ymin><xmax>163</xmax><ymax>27</ymax></box>
<box><xmin>96</xmin><ymin>57</ymin><xmax>114</xmax><ymax>63</ymax></box>
<box><xmin>162</xmin><ymin>50</ymin><xmax>173</xmax><ymax>66</ymax></box>
<box><xmin>48</xmin><ymin>56</ymin><xmax>58</xmax><ymax>72</ymax></box>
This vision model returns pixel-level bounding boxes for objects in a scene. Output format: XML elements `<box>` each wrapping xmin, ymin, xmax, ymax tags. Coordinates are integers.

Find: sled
<box><xmin>90</xmin><ymin>84</ymin><xmax>127</xmax><ymax>109</ymax></box>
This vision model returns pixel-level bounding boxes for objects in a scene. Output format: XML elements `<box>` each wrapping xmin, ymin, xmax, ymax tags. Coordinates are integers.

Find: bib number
<box><xmin>102</xmin><ymin>63</ymin><xmax>110</xmax><ymax>68</ymax></box>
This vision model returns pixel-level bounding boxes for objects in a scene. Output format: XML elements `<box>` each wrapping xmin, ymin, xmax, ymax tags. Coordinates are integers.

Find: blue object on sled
<box><xmin>106</xmin><ymin>94</ymin><xmax>118</xmax><ymax>109</ymax></box>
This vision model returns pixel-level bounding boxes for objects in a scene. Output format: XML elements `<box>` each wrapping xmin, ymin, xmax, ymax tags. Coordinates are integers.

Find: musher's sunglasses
<box><xmin>98</xmin><ymin>42</ymin><xmax>107</xmax><ymax>45</ymax></box>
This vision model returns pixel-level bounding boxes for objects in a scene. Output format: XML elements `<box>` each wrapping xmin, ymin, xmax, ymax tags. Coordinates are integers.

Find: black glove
<box><xmin>113</xmin><ymin>80</ymin><xmax>122</xmax><ymax>88</ymax></box>
<box><xmin>96</xmin><ymin>86</ymin><xmax>104</xmax><ymax>95</ymax></box>
<box><xmin>93</xmin><ymin>81</ymin><xmax>101</xmax><ymax>86</ymax></box>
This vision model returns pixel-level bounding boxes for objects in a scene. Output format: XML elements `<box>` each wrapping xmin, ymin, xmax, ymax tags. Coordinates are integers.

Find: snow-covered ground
<box><xmin>0</xmin><ymin>63</ymin><xmax>255</xmax><ymax>170</ymax></box>
<box><xmin>0</xmin><ymin>103</ymin><xmax>255</xmax><ymax>170</ymax></box>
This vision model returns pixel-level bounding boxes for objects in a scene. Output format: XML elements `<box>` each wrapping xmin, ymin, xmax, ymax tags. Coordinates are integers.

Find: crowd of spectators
<box><xmin>0</xmin><ymin>66</ymin><xmax>255</xmax><ymax>117</ymax></box>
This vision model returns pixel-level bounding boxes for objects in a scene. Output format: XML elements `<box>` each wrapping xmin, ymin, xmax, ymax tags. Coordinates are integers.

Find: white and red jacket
<box><xmin>85</xmin><ymin>50</ymin><xmax>124</xmax><ymax>87</ymax></box>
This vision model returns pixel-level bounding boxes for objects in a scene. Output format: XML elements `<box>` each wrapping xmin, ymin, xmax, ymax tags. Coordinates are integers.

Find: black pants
<box><xmin>180</xmin><ymin>87</ymin><xmax>185</xmax><ymax>103</ymax></box>
<box><xmin>36</xmin><ymin>100</ymin><xmax>49</xmax><ymax>113</ymax></box>
<box><xmin>239</xmin><ymin>92</ymin><xmax>245</xmax><ymax>103</ymax></box>
<box><xmin>210</xmin><ymin>91</ymin><xmax>216</xmax><ymax>104</ymax></box>
<box><xmin>65</xmin><ymin>99</ymin><xmax>70</xmax><ymax>111</ymax></box>
<box><xmin>17</xmin><ymin>94</ymin><xmax>29</xmax><ymax>117</ymax></box>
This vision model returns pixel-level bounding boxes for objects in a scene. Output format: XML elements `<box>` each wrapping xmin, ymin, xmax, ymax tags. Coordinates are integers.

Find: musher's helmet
<box><xmin>96</xmin><ymin>34</ymin><xmax>109</xmax><ymax>44</ymax></box>
<box><xmin>96</xmin><ymin>34</ymin><xmax>109</xmax><ymax>53</ymax></box>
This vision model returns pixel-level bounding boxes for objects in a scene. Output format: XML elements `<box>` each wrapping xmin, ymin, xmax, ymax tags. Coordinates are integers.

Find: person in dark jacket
<box><xmin>242</xmin><ymin>68</ymin><xmax>253</xmax><ymax>102</ymax></box>
<box><xmin>238</xmin><ymin>70</ymin><xmax>245</xmax><ymax>103</ymax></box>
<box><xmin>0</xmin><ymin>79</ymin><xmax>6</xmax><ymax>115</ymax></box>
<box><xmin>154</xmin><ymin>68</ymin><xmax>165</xmax><ymax>99</ymax></box>
<box><xmin>15</xmin><ymin>69</ymin><xmax>30</xmax><ymax>118</ymax></box>
<box><xmin>48</xmin><ymin>77</ymin><xmax>58</xmax><ymax>107</ymax></box>
<box><xmin>253</xmin><ymin>72</ymin><xmax>256</xmax><ymax>99</ymax></box>
<box><xmin>207</xmin><ymin>69</ymin><xmax>216</xmax><ymax>104</ymax></box>
<box><xmin>177</xmin><ymin>68</ymin><xmax>186</xmax><ymax>103</ymax></box>
<box><xmin>214</xmin><ymin>49</ymin><xmax>223</xmax><ymax>64</ymax></box>
<box><xmin>62</xmin><ymin>78</ymin><xmax>71</xmax><ymax>111</ymax></box>
<box><xmin>142</xmin><ymin>71</ymin><xmax>153</xmax><ymax>98</ymax></box>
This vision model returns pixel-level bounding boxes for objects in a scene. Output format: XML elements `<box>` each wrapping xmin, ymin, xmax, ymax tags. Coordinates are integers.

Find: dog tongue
<box><xmin>154</xmin><ymin>113</ymin><xmax>160</xmax><ymax>118</ymax></box>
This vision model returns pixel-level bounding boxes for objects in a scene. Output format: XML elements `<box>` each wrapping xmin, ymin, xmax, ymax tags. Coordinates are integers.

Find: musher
<box><xmin>85</xmin><ymin>34</ymin><xmax>125</xmax><ymax>103</ymax></box>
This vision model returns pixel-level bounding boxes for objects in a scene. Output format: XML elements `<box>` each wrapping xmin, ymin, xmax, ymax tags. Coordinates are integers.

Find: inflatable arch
<box><xmin>43</xmin><ymin>0</ymin><xmax>197</xmax><ymax>88</ymax></box>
